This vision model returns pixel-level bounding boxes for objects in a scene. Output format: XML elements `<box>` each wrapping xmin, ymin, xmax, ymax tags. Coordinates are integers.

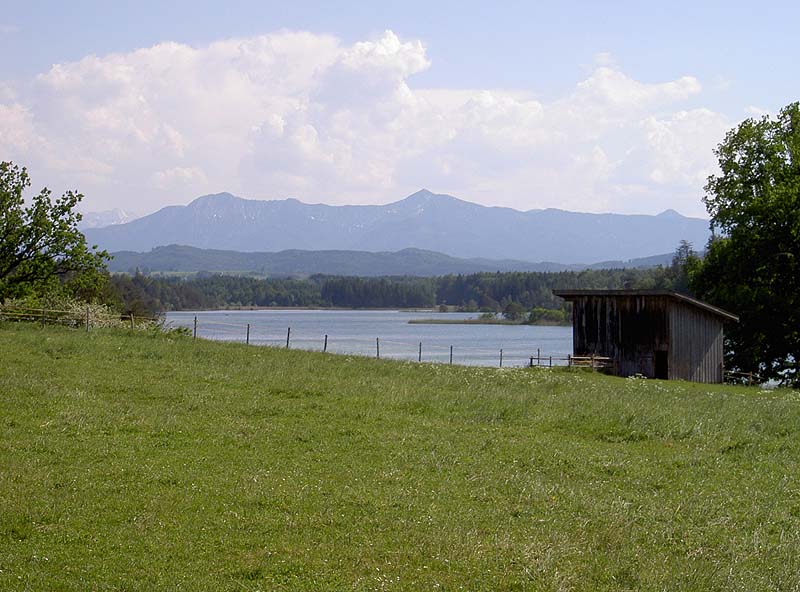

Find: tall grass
<box><xmin>1</xmin><ymin>322</ymin><xmax>799</xmax><ymax>590</ymax></box>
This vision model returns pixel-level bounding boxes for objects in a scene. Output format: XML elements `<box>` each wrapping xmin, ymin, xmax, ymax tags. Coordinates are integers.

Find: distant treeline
<box><xmin>112</xmin><ymin>263</ymin><xmax>689</xmax><ymax>316</ymax></box>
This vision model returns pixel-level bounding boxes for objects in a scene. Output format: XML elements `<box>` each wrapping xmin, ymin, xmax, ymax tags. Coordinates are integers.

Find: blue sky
<box><xmin>0</xmin><ymin>1</ymin><xmax>797</xmax><ymax>216</ymax></box>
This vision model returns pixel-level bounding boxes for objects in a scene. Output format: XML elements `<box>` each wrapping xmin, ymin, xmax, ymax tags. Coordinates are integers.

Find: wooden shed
<box><xmin>553</xmin><ymin>290</ymin><xmax>738</xmax><ymax>383</ymax></box>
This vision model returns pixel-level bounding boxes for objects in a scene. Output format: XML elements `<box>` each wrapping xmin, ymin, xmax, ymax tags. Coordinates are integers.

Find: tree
<box><xmin>691</xmin><ymin>102</ymin><xmax>800</xmax><ymax>385</ymax></box>
<box><xmin>667</xmin><ymin>240</ymin><xmax>701</xmax><ymax>294</ymax></box>
<box><xmin>502</xmin><ymin>301</ymin><xmax>526</xmax><ymax>321</ymax></box>
<box><xmin>0</xmin><ymin>162</ymin><xmax>108</xmax><ymax>302</ymax></box>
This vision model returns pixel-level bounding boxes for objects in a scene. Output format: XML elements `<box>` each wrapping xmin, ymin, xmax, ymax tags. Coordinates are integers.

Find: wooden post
<box><xmin>568</xmin><ymin>354</ymin><xmax>571</xmax><ymax>367</ymax></box>
<box><xmin>549</xmin><ymin>356</ymin><xmax>552</xmax><ymax>368</ymax></box>
<box><xmin>529</xmin><ymin>356</ymin><xmax>534</xmax><ymax>368</ymax></box>
<box><xmin>499</xmin><ymin>349</ymin><xmax>503</xmax><ymax>368</ymax></box>
<box><xmin>591</xmin><ymin>353</ymin><xmax>595</xmax><ymax>371</ymax></box>
<box><xmin>418</xmin><ymin>342</ymin><xmax>422</xmax><ymax>362</ymax></box>
<box><xmin>85</xmin><ymin>305</ymin><xmax>90</xmax><ymax>333</ymax></box>
<box><xmin>376</xmin><ymin>338</ymin><xmax>380</xmax><ymax>359</ymax></box>
<box><xmin>41</xmin><ymin>309</ymin><xmax>46</xmax><ymax>328</ymax></box>
<box><xmin>286</xmin><ymin>327</ymin><xmax>291</xmax><ymax>349</ymax></box>
<box><xmin>193</xmin><ymin>316</ymin><xmax>197</xmax><ymax>339</ymax></box>
<box><xmin>246</xmin><ymin>323</ymin><xmax>250</xmax><ymax>345</ymax></box>
<box><xmin>537</xmin><ymin>348</ymin><xmax>540</xmax><ymax>366</ymax></box>
<box><xmin>323</xmin><ymin>334</ymin><xmax>328</xmax><ymax>352</ymax></box>
<box><xmin>130</xmin><ymin>313</ymin><xmax>135</xmax><ymax>330</ymax></box>
<box><xmin>449</xmin><ymin>345</ymin><xmax>453</xmax><ymax>365</ymax></box>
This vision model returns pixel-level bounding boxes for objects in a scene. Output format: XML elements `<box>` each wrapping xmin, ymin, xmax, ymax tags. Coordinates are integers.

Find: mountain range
<box><xmin>85</xmin><ymin>189</ymin><xmax>710</xmax><ymax>264</ymax></box>
<box><xmin>78</xmin><ymin>208</ymin><xmax>139</xmax><ymax>230</ymax></box>
<box><xmin>108</xmin><ymin>245</ymin><xmax>674</xmax><ymax>277</ymax></box>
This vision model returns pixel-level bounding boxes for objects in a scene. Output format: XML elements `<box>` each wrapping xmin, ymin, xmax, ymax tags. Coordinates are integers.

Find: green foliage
<box><xmin>692</xmin><ymin>103</ymin><xmax>800</xmax><ymax>385</ymax></box>
<box><xmin>528</xmin><ymin>306</ymin><xmax>570</xmax><ymax>325</ymax></box>
<box><xmin>320</xmin><ymin>276</ymin><xmax>436</xmax><ymax>308</ymax></box>
<box><xmin>667</xmin><ymin>240</ymin><xmax>702</xmax><ymax>295</ymax></box>
<box><xmin>502</xmin><ymin>300</ymin><xmax>526</xmax><ymax>320</ymax></box>
<box><xmin>2</xmin><ymin>323</ymin><xmax>800</xmax><ymax>589</ymax></box>
<box><xmin>110</xmin><ymin>271</ymin><xmax>326</xmax><ymax>315</ymax></box>
<box><xmin>0</xmin><ymin>162</ymin><xmax>109</xmax><ymax>302</ymax></box>
<box><xmin>112</xmin><ymin>264</ymin><xmax>693</xmax><ymax>318</ymax></box>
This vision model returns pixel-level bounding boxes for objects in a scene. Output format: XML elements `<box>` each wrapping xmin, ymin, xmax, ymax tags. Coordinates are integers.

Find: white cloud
<box><xmin>0</xmin><ymin>103</ymin><xmax>36</xmax><ymax>152</ymax></box>
<box><xmin>745</xmin><ymin>105</ymin><xmax>770</xmax><ymax>118</ymax></box>
<box><xmin>151</xmin><ymin>166</ymin><xmax>209</xmax><ymax>190</ymax></box>
<box><xmin>0</xmin><ymin>29</ymin><xmax>730</xmax><ymax>216</ymax></box>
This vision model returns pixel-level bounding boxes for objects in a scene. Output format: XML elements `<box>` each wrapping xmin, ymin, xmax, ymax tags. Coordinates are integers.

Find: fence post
<box><xmin>549</xmin><ymin>356</ymin><xmax>552</xmax><ymax>368</ymax></box>
<box><xmin>449</xmin><ymin>345</ymin><xmax>453</xmax><ymax>365</ymax></box>
<box><xmin>246</xmin><ymin>323</ymin><xmax>250</xmax><ymax>345</ymax></box>
<box><xmin>499</xmin><ymin>349</ymin><xmax>503</xmax><ymax>368</ymax></box>
<box><xmin>591</xmin><ymin>353</ymin><xmax>595</xmax><ymax>371</ymax></box>
<box><xmin>418</xmin><ymin>342</ymin><xmax>422</xmax><ymax>362</ymax></box>
<box><xmin>85</xmin><ymin>305</ymin><xmax>90</xmax><ymax>333</ymax></box>
<box><xmin>130</xmin><ymin>313</ymin><xmax>135</xmax><ymax>330</ymax></box>
<box><xmin>537</xmin><ymin>348</ymin><xmax>540</xmax><ymax>366</ymax></box>
<box><xmin>286</xmin><ymin>327</ymin><xmax>291</xmax><ymax>349</ymax></box>
<box><xmin>41</xmin><ymin>309</ymin><xmax>46</xmax><ymax>328</ymax></box>
<box><xmin>193</xmin><ymin>316</ymin><xmax>197</xmax><ymax>339</ymax></box>
<box><xmin>376</xmin><ymin>338</ymin><xmax>380</xmax><ymax>359</ymax></box>
<box><xmin>323</xmin><ymin>334</ymin><xmax>328</xmax><ymax>352</ymax></box>
<box><xmin>567</xmin><ymin>354</ymin><xmax>571</xmax><ymax>367</ymax></box>
<box><xmin>529</xmin><ymin>356</ymin><xmax>534</xmax><ymax>368</ymax></box>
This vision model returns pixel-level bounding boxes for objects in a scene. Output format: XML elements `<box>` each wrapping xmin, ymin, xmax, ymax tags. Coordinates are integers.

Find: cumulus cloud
<box><xmin>0</xmin><ymin>29</ymin><xmax>730</xmax><ymax>216</ymax></box>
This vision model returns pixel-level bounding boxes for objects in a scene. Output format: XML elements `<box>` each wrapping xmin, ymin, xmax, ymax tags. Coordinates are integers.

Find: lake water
<box><xmin>165</xmin><ymin>310</ymin><xmax>573</xmax><ymax>368</ymax></box>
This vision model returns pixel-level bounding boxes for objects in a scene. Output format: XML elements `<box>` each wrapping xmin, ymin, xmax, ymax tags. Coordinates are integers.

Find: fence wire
<box><xmin>176</xmin><ymin>315</ymin><xmax>572</xmax><ymax>368</ymax></box>
<box><xmin>1</xmin><ymin>306</ymin><xmax>575</xmax><ymax>369</ymax></box>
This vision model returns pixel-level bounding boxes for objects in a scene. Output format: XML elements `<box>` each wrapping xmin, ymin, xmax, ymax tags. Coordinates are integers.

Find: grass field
<box><xmin>1</xmin><ymin>322</ymin><xmax>799</xmax><ymax>591</ymax></box>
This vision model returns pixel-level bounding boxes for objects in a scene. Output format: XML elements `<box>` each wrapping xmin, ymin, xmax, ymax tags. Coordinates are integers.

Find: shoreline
<box><xmin>165</xmin><ymin>306</ymin><xmax>438</xmax><ymax>313</ymax></box>
<box><xmin>408</xmin><ymin>318</ymin><xmax>570</xmax><ymax>327</ymax></box>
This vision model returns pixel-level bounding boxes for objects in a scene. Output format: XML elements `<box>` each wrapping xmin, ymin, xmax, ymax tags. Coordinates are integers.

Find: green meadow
<box><xmin>1</xmin><ymin>322</ymin><xmax>799</xmax><ymax>591</ymax></box>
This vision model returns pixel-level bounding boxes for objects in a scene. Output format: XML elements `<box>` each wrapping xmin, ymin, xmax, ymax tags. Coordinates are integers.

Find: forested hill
<box><xmin>108</xmin><ymin>245</ymin><xmax>674</xmax><ymax>277</ymax></box>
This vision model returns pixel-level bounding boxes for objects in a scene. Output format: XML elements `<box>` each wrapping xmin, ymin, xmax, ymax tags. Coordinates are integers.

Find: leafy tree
<box><xmin>691</xmin><ymin>102</ymin><xmax>800</xmax><ymax>385</ymax></box>
<box><xmin>0</xmin><ymin>162</ymin><xmax>109</xmax><ymax>302</ymax></box>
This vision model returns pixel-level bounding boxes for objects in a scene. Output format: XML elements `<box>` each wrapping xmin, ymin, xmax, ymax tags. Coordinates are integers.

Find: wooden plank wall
<box><xmin>668</xmin><ymin>302</ymin><xmax>724</xmax><ymax>383</ymax></box>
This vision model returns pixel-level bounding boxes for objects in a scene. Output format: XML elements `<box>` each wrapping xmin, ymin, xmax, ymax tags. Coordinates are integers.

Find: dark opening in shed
<box><xmin>553</xmin><ymin>290</ymin><xmax>738</xmax><ymax>383</ymax></box>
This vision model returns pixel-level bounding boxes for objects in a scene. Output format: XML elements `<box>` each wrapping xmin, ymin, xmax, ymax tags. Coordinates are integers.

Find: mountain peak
<box><xmin>411</xmin><ymin>188</ymin><xmax>434</xmax><ymax>197</ymax></box>
<box><xmin>657</xmin><ymin>208</ymin><xmax>683</xmax><ymax>218</ymax></box>
<box><xmin>188</xmin><ymin>192</ymin><xmax>240</xmax><ymax>206</ymax></box>
<box><xmin>403</xmin><ymin>189</ymin><xmax>436</xmax><ymax>202</ymax></box>
<box><xmin>394</xmin><ymin>189</ymin><xmax>466</xmax><ymax>208</ymax></box>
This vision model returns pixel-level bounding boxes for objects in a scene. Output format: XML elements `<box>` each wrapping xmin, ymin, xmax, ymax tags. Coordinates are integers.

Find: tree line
<box><xmin>107</xmin><ymin>262</ymin><xmax>692</xmax><ymax>316</ymax></box>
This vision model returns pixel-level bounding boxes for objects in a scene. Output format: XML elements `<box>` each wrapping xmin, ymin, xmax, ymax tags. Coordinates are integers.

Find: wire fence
<box><xmin>174</xmin><ymin>314</ymin><xmax>591</xmax><ymax>369</ymax></box>
<box><xmin>0</xmin><ymin>305</ymin><xmax>586</xmax><ymax>369</ymax></box>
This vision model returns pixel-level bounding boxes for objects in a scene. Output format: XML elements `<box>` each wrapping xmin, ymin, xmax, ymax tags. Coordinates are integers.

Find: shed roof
<box><xmin>552</xmin><ymin>289</ymin><xmax>739</xmax><ymax>322</ymax></box>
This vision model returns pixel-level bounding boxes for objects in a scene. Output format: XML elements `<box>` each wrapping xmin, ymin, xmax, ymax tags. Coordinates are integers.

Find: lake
<box><xmin>165</xmin><ymin>310</ymin><xmax>573</xmax><ymax>368</ymax></box>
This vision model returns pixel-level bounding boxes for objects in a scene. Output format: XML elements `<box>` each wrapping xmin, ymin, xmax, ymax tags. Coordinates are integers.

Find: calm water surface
<box><xmin>166</xmin><ymin>310</ymin><xmax>572</xmax><ymax>367</ymax></box>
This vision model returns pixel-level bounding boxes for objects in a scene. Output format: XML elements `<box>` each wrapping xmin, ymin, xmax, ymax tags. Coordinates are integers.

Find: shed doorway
<box><xmin>655</xmin><ymin>351</ymin><xmax>669</xmax><ymax>380</ymax></box>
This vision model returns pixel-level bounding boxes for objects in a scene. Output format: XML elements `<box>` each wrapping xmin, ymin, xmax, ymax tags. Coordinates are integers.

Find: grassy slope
<box><xmin>1</xmin><ymin>323</ymin><xmax>799</xmax><ymax>591</ymax></box>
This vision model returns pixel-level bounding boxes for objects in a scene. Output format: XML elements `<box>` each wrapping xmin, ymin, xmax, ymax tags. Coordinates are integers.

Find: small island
<box><xmin>409</xmin><ymin>307</ymin><xmax>570</xmax><ymax>326</ymax></box>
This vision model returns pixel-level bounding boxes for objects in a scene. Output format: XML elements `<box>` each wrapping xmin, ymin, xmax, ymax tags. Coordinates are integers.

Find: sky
<box><xmin>0</xmin><ymin>0</ymin><xmax>797</xmax><ymax>218</ymax></box>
